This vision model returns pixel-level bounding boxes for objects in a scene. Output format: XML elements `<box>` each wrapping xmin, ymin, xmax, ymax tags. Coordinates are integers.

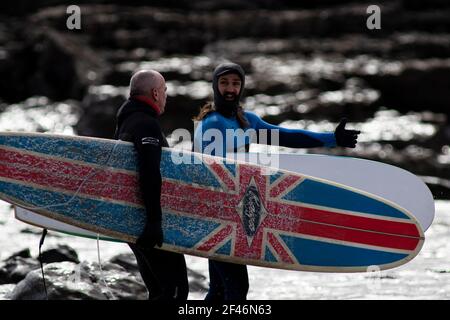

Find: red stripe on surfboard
<box><xmin>266</xmin><ymin>201</ymin><xmax>420</xmax><ymax>238</ymax></box>
<box><xmin>263</xmin><ymin>214</ymin><xmax>419</xmax><ymax>251</ymax></box>
<box><xmin>208</xmin><ymin>162</ymin><xmax>236</xmax><ymax>191</ymax></box>
<box><xmin>0</xmin><ymin>148</ymin><xmax>136</xmax><ymax>186</ymax></box>
<box><xmin>162</xmin><ymin>180</ymin><xmax>240</xmax><ymax>209</ymax></box>
<box><xmin>197</xmin><ymin>224</ymin><xmax>233</xmax><ymax>252</ymax></box>
<box><xmin>161</xmin><ymin>194</ymin><xmax>238</xmax><ymax>220</ymax></box>
<box><xmin>0</xmin><ymin>163</ymin><xmax>141</xmax><ymax>205</ymax></box>
<box><xmin>0</xmin><ymin>150</ymin><xmax>141</xmax><ymax>204</ymax></box>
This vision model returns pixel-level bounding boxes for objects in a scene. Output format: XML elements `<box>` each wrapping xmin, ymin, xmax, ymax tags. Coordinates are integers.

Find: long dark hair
<box><xmin>193</xmin><ymin>102</ymin><xmax>249</xmax><ymax>128</ymax></box>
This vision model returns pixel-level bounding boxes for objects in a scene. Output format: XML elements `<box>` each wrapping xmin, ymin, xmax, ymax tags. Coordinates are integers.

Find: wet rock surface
<box><xmin>0</xmin><ymin>252</ymin><xmax>40</xmax><ymax>285</ymax></box>
<box><xmin>8</xmin><ymin>261</ymin><xmax>146</xmax><ymax>300</ymax></box>
<box><xmin>0</xmin><ymin>248</ymin><xmax>207</xmax><ymax>300</ymax></box>
<box><xmin>0</xmin><ymin>246</ymin><xmax>80</xmax><ymax>285</ymax></box>
<box><xmin>40</xmin><ymin>245</ymin><xmax>80</xmax><ymax>264</ymax></box>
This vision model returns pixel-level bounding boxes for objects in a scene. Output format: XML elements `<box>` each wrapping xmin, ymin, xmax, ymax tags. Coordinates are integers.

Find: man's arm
<box><xmin>133</xmin><ymin>118</ymin><xmax>164</xmax><ymax>248</ymax></box>
<box><xmin>246</xmin><ymin>112</ymin><xmax>360</xmax><ymax>149</ymax></box>
<box><xmin>246</xmin><ymin>111</ymin><xmax>336</xmax><ymax>148</ymax></box>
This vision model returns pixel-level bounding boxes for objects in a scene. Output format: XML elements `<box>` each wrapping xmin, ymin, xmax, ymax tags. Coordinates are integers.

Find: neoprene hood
<box><xmin>212</xmin><ymin>63</ymin><xmax>245</xmax><ymax>118</ymax></box>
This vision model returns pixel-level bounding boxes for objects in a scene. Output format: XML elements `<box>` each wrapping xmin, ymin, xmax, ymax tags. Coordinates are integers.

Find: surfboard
<box><xmin>16</xmin><ymin>152</ymin><xmax>434</xmax><ymax>237</ymax></box>
<box><xmin>0</xmin><ymin>132</ymin><xmax>425</xmax><ymax>272</ymax></box>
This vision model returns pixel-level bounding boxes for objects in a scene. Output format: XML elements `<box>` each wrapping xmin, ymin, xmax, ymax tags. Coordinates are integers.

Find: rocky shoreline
<box><xmin>0</xmin><ymin>245</ymin><xmax>207</xmax><ymax>300</ymax></box>
<box><xmin>1</xmin><ymin>3</ymin><xmax>448</xmax><ymax>201</ymax></box>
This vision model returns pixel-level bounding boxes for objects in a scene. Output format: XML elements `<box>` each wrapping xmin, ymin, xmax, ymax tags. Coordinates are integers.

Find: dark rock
<box><xmin>0</xmin><ymin>249</ymin><xmax>37</xmax><ymax>285</ymax></box>
<box><xmin>109</xmin><ymin>253</ymin><xmax>139</xmax><ymax>273</ymax></box>
<box><xmin>40</xmin><ymin>245</ymin><xmax>80</xmax><ymax>264</ymax></box>
<box><xmin>2</xmin><ymin>250</ymin><xmax>207</xmax><ymax>299</ymax></box>
<box><xmin>5</xmin><ymin>249</ymin><xmax>31</xmax><ymax>260</ymax></box>
<box><xmin>0</xmin><ymin>245</ymin><xmax>79</xmax><ymax>285</ymax></box>
<box><xmin>8</xmin><ymin>261</ymin><xmax>147</xmax><ymax>300</ymax></box>
<box><xmin>2</xmin><ymin>2</ymin><xmax>450</xmax><ymax>109</ymax></box>
<box><xmin>207</xmin><ymin>33</ymin><xmax>450</xmax><ymax>61</ymax></box>
<box><xmin>0</xmin><ymin>20</ymin><xmax>107</xmax><ymax>103</ymax></box>
<box><xmin>25</xmin><ymin>29</ymin><xmax>86</xmax><ymax>101</ymax></box>
<box><xmin>0</xmin><ymin>1</ymin><xmax>409</xmax><ymax>18</ymax></box>
<box><xmin>422</xmin><ymin>177</ymin><xmax>450</xmax><ymax>200</ymax></box>
<box><xmin>360</xmin><ymin>60</ymin><xmax>450</xmax><ymax>114</ymax></box>
<box><xmin>75</xmin><ymin>85</ymin><xmax>127</xmax><ymax>138</ymax></box>
<box><xmin>0</xmin><ymin>256</ymin><xmax>40</xmax><ymax>285</ymax></box>
<box><xmin>26</xmin><ymin>3</ymin><xmax>450</xmax><ymax>57</ymax></box>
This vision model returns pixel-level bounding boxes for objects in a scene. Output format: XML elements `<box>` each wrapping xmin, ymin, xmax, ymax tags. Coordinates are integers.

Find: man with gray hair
<box><xmin>114</xmin><ymin>70</ymin><xmax>188</xmax><ymax>300</ymax></box>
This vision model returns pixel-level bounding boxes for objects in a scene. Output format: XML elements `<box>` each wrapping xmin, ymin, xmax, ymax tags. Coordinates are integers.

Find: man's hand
<box><xmin>136</xmin><ymin>221</ymin><xmax>164</xmax><ymax>249</ymax></box>
<box><xmin>334</xmin><ymin>118</ymin><xmax>361</xmax><ymax>148</ymax></box>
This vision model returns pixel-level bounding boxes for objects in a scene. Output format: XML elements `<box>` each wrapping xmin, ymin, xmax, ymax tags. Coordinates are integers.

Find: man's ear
<box><xmin>152</xmin><ymin>88</ymin><xmax>158</xmax><ymax>101</ymax></box>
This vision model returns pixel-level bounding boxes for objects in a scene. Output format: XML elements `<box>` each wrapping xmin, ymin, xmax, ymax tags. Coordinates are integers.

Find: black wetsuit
<box><xmin>115</xmin><ymin>97</ymin><xmax>188</xmax><ymax>300</ymax></box>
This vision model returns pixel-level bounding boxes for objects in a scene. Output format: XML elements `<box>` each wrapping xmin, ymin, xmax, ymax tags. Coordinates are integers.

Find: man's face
<box><xmin>218</xmin><ymin>73</ymin><xmax>242</xmax><ymax>101</ymax></box>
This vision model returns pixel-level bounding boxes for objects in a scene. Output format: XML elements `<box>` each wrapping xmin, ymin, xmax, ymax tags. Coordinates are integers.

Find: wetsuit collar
<box><xmin>131</xmin><ymin>95</ymin><xmax>161</xmax><ymax>115</ymax></box>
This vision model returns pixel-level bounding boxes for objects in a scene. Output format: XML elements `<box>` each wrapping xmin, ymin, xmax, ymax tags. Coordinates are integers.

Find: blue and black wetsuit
<box><xmin>194</xmin><ymin>110</ymin><xmax>336</xmax><ymax>155</ymax></box>
<box><xmin>193</xmin><ymin>109</ymin><xmax>336</xmax><ymax>301</ymax></box>
<box><xmin>195</xmin><ymin>62</ymin><xmax>358</xmax><ymax>301</ymax></box>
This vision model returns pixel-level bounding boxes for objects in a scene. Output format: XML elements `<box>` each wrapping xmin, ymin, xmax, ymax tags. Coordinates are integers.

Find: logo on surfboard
<box><xmin>238</xmin><ymin>177</ymin><xmax>268</xmax><ymax>245</ymax></box>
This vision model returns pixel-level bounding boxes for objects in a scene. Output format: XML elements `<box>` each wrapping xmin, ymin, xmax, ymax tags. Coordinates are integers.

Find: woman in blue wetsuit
<box><xmin>193</xmin><ymin>62</ymin><xmax>360</xmax><ymax>300</ymax></box>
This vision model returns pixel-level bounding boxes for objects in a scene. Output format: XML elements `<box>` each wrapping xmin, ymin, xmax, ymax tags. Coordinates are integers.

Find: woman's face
<box><xmin>218</xmin><ymin>73</ymin><xmax>242</xmax><ymax>101</ymax></box>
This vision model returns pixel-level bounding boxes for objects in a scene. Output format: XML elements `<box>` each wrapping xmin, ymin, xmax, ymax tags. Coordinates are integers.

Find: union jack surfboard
<box><xmin>0</xmin><ymin>132</ymin><xmax>424</xmax><ymax>272</ymax></box>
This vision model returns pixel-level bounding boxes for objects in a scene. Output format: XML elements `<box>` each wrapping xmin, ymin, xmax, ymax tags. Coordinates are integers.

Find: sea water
<box><xmin>0</xmin><ymin>200</ymin><xmax>448</xmax><ymax>299</ymax></box>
